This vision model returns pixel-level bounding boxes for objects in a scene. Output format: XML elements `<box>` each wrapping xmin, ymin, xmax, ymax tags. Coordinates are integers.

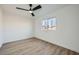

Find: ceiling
<box><xmin>1</xmin><ymin>4</ymin><xmax>69</xmax><ymax>18</ymax></box>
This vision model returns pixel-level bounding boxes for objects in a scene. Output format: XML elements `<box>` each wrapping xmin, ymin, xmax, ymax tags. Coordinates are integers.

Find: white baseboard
<box><xmin>35</xmin><ymin>35</ymin><xmax>79</xmax><ymax>53</ymax></box>
<box><xmin>3</xmin><ymin>35</ymin><xmax>33</xmax><ymax>44</ymax></box>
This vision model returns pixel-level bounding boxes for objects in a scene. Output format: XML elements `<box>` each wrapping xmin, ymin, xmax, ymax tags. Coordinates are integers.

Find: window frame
<box><xmin>41</xmin><ymin>17</ymin><xmax>56</xmax><ymax>31</ymax></box>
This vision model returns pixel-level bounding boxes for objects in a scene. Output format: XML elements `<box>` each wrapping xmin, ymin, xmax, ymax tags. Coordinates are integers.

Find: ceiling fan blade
<box><xmin>16</xmin><ymin>7</ymin><xmax>29</xmax><ymax>11</ymax></box>
<box><xmin>31</xmin><ymin>13</ymin><xmax>35</xmax><ymax>16</ymax></box>
<box><xmin>32</xmin><ymin>5</ymin><xmax>41</xmax><ymax>11</ymax></box>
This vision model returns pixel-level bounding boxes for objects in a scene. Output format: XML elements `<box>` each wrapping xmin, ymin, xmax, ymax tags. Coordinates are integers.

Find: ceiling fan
<box><xmin>16</xmin><ymin>4</ymin><xmax>42</xmax><ymax>16</ymax></box>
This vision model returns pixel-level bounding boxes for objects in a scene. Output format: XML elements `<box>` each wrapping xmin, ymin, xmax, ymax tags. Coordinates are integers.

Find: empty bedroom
<box><xmin>0</xmin><ymin>4</ymin><xmax>79</xmax><ymax>55</ymax></box>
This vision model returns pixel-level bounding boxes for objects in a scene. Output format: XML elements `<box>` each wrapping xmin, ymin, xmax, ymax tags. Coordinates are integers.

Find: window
<box><xmin>41</xmin><ymin>17</ymin><xmax>56</xmax><ymax>31</ymax></box>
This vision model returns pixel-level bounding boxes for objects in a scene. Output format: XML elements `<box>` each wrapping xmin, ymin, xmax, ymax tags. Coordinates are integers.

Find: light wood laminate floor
<box><xmin>0</xmin><ymin>37</ymin><xmax>79</xmax><ymax>55</ymax></box>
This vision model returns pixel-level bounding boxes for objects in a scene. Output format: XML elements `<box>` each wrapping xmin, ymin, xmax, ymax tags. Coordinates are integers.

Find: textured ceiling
<box><xmin>1</xmin><ymin>4</ymin><xmax>69</xmax><ymax>18</ymax></box>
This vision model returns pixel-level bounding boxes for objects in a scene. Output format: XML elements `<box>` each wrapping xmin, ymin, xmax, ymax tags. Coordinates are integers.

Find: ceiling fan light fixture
<box><xmin>29</xmin><ymin>11</ymin><xmax>33</xmax><ymax>13</ymax></box>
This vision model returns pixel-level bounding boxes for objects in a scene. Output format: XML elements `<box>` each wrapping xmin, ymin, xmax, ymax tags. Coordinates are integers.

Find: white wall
<box><xmin>35</xmin><ymin>5</ymin><xmax>79</xmax><ymax>52</ymax></box>
<box><xmin>3</xmin><ymin>12</ymin><xmax>34</xmax><ymax>43</ymax></box>
<box><xmin>0</xmin><ymin>7</ymin><xmax>3</xmax><ymax>47</ymax></box>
